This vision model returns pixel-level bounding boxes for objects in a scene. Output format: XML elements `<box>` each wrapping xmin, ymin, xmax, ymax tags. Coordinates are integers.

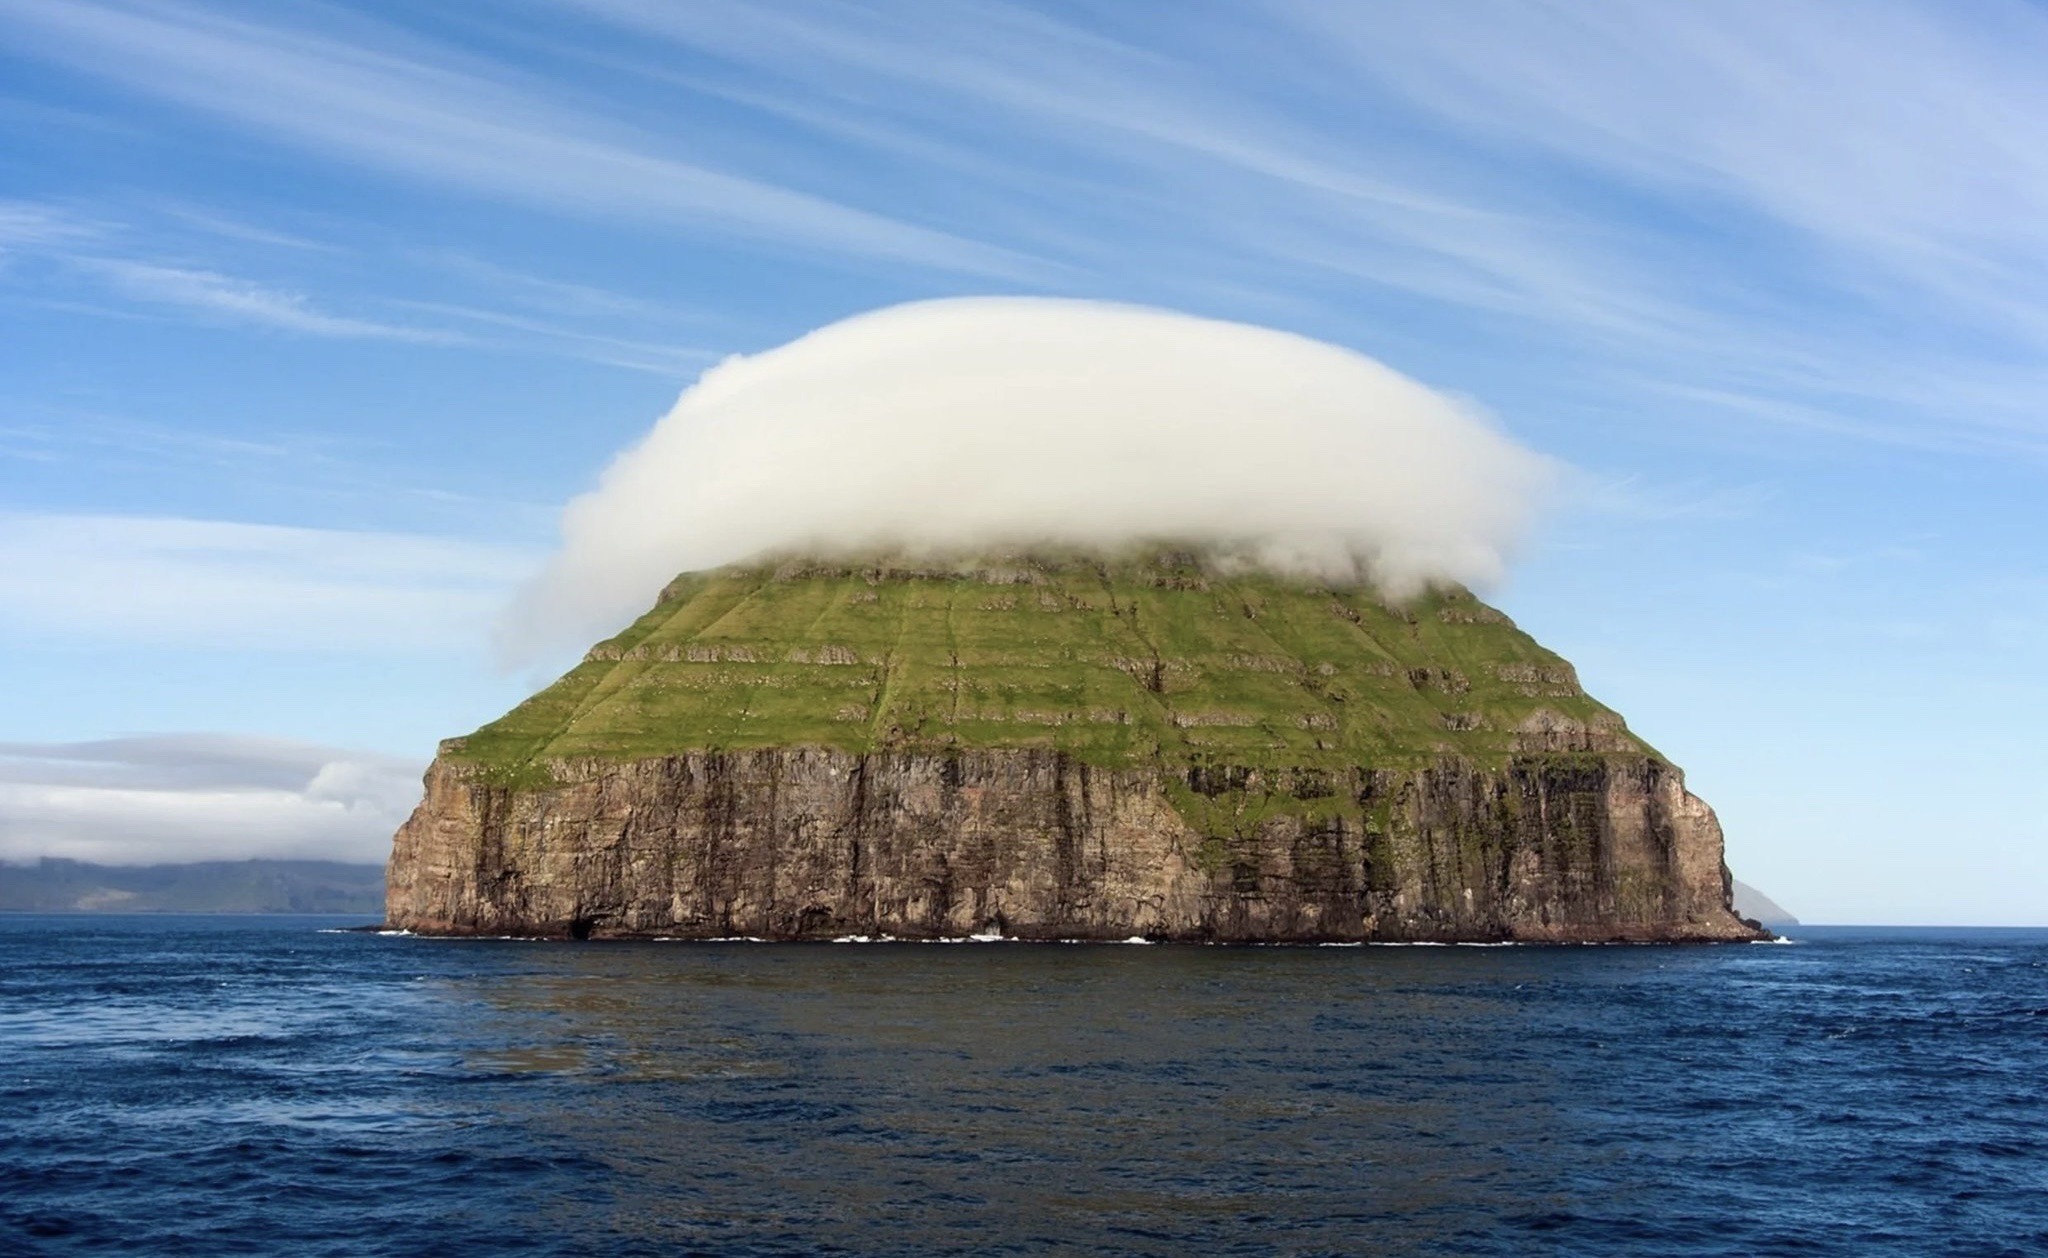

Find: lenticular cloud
<box><xmin>503</xmin><ymin>297</ymin><xmax>1553</xmax><ymax>661</ymax></box>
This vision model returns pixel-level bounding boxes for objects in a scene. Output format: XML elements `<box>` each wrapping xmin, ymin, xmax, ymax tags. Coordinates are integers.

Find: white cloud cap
<box><xmin>505</xmin><ymin>297</ymin><xmax>1553</xmax><ymax>659</ymax></box>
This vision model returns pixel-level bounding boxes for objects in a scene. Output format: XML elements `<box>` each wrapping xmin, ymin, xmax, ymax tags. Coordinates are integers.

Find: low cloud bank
<box><xmin>0</xmin><ymin>735</ymin><xmax>422</xmax><ymax>865</ymax></box>
<box><xmin>505</xmin><ymin>297</ymin><xmax>1553</xmax><ymax>659</ymax></box>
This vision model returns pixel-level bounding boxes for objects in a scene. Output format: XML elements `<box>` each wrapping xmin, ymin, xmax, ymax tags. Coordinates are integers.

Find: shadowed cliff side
<box><xmin>387</xmin><ymin>548</ymin><xmax>1762</xmax><ymax>942</ymax></box>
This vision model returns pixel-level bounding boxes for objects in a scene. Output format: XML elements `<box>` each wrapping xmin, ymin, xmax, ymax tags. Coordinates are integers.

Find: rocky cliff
<box><xmin>387</xmin><ymin>549</ymin><xmax>1762</xmax><ymax>942</ymax></box>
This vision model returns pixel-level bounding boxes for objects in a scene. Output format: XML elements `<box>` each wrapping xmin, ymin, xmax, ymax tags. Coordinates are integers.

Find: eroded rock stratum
<box><xmin>386</xmin><ymin>549</ymin><xmax>1762</xmax><ymax>942</ymax></box>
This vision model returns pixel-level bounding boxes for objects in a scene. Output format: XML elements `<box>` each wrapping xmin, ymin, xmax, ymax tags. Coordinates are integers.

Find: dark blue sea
<box><xmin>2</xmin><ymin>917</ymin><xmax>2044</xmax><ymax>1256</ymax></box>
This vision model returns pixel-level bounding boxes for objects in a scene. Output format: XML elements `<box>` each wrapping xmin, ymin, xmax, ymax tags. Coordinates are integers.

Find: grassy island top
<box><xmin>450</xmin><ymin>546</ymin><xmax>1644</xmax><ymax>780</ymax></box>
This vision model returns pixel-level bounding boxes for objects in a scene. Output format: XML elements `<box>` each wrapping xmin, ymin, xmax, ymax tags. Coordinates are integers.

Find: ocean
<box><xmin>2</xmin><ymin>916</ymin><xmax>2043</xmax><ymax>1255</ymax></box>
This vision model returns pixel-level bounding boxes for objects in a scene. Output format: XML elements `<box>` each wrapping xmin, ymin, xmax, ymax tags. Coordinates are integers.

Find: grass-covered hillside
<box><xmin>453</xmin><ymin>547</ymin><xmax>1643</xmax><ymax>786</ymax></box>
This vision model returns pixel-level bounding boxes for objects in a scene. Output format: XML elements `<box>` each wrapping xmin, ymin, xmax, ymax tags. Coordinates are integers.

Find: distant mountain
<box><xmin>0</xmin><ymin>859</ymin><xmax>384</xmax><ymax>914</ymax></box>
<box><xmin>1731</xmin><ymin>879</ymin><xmax>1798</xmax><ymax>927</ymax></box>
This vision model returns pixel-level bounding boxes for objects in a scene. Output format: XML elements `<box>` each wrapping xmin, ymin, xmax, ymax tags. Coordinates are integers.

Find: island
<box><xmin>386</xmin><ymin>548</ymin><xmax>1766</xmax><ymax>943</ymax></box>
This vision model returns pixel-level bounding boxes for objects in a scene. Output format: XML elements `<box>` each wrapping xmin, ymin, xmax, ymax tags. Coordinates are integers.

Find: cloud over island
<box><xmin>505</xmin><ymin>297</ymin><xmax>1553</xmax><ymax>660</ymax></box>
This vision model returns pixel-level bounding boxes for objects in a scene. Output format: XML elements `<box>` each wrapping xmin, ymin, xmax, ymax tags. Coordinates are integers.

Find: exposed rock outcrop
<box><xmin>388</xmin><ymin>748</ymin><xmax>1755</xmax><ymax>941</ymax></box>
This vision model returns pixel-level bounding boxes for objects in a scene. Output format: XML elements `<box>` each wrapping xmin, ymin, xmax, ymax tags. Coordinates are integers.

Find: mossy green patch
<box><xmin>449</xmin><ymin>547</ymin><xmax>1645</xmax><ymax>778</ymax></box>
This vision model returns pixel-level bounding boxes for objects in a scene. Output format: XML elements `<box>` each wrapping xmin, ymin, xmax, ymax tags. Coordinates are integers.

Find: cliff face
<box><xmin>388</xmin><ymin>748</ymin><xmax>1750</xmax><ymax>941</ymax></box>
<box><xmin>386</xmin><ymin>550</ymin><xmax>1762</xmax><ymax>942</ymax></box>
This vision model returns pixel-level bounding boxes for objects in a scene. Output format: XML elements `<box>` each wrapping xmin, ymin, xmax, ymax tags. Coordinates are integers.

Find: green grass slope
<box><xmin>452</xmin><ymin>547</ymin><xmax>1644</xmax><ymax>788</ymax></box>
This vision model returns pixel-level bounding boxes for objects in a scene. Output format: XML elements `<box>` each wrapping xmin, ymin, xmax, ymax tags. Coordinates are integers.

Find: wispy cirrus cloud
<box><xmin>11</xmin><ymin>1</ymin><xmax>2046</xmax><ymax>458</ymax></box>
<box><xmin>391</xmin><ymin>298</ymin><xmax>715</xmax><ymax>376</ymax></box>
<box><xmin>150</xmin><ymin>201</ymin><xmax>342</xmax><ymax>253</ymax></box>
<box><xmin>0</xmin><ymin>197</ymin><xmax>718</xmax><ymax>370</ymax></box>
<box><xmin>414</xmin><ymin>252</ymin><xmax>714</xmax><ymax>329</ymax></box>
<box><xmin>1283</xmin><ymin>1</ymin><xmax>2048</xmax><ymax>305</ymax></box>
<box><xmin>546</xmin><ymin>0</ymin><xmax>2048</xmax><ymax>459</ymax></box>
<box><xmin>0</xmin><ymin>198</ymin><xmax>430</xmax><ymax>339</ymax></box>
<box><xmin>77</xmin><ymin>257</ymin><xmax>455</xmax><ymax>342</ymax></box>
<box><xmin>0</xmin><ymin>512</ymin><xmax>535</xmax><ymax>652</ymax></box>
<box><xmin>0</xmin><ymin>0</ymin><xmax>1041</xmax><ymax>280</ymax></box>
<box><xmin>543</xmin><ymin>0</ymin><xmax>1724</xmax><ymax>325</ymax></box>
<box><xmin>0</xmin><ymin>199</ymin><xmax>108</xmax><ymax>250</ymax></box>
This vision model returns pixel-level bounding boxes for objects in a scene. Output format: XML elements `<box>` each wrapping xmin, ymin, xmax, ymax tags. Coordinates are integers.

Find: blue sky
<box><xmin>1</xmin><ymin>0</ymin><xmax>2042</xmax><ymax>922</ymax></box>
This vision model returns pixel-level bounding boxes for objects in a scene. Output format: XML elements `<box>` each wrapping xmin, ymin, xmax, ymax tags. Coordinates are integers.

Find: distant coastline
<box><xmin>1731</xmin><ymin>879</ymin><xmax>1798</xmax><ymax>928</ymax></box>
<box><xmin>0</xmin><ymin>859</ymin><xmax>384</xmax><ymax>915</ymax></box>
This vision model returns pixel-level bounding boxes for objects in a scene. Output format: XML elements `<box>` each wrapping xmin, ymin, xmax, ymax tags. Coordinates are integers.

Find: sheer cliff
<box><xmin>387</xmin><ymin>550</ymin><xmax>1762</xmax><ymax>942</ymax></box>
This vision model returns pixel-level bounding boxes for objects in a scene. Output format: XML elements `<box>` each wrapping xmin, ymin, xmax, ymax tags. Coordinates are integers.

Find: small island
<box><xmin>386</xmin><ymin>548</ymin><xmax>1764</xmax><ymax>943</ymax></box>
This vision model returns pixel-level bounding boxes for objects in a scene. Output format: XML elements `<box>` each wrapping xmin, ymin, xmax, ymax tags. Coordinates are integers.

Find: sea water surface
<box><xmin>2</xmin><ymin>917</ymin><xmax>2044</xmax><ymax>1255</ymax></box>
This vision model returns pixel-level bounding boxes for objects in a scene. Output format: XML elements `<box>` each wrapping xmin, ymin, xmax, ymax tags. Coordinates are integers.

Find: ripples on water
<box><xmin>2</xmin><ymin>917</ymin><xmax>2044</xmax><ymax>1255</ymax></box>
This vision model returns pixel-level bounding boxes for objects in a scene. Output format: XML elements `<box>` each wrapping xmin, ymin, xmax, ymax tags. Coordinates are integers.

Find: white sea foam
<box><xmin>362</xmin><ymin>929</ymin><xmax>1743</xmax><ymax>947</ymax></box>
